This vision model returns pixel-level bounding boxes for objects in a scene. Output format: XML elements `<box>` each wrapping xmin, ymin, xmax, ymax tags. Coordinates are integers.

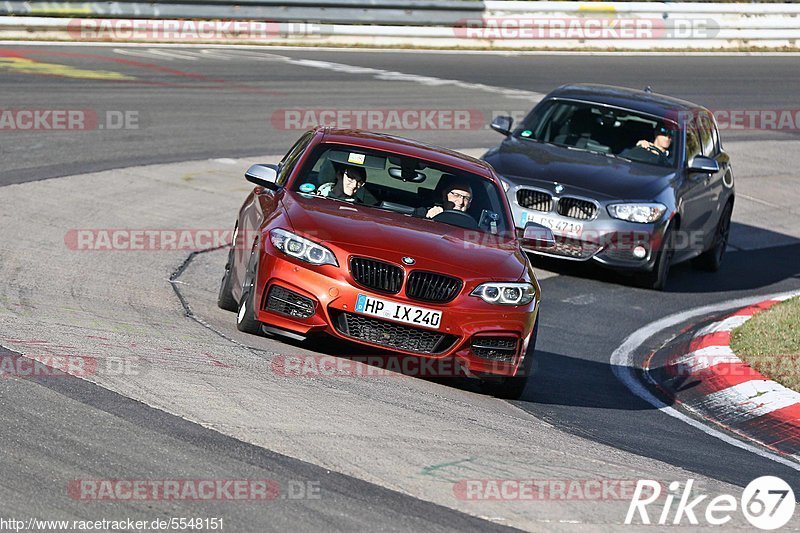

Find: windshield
<box><xmin>515</xmin><ymin>99</ymin><xmax>680</xmax><ymax>168</ymax></box>
<box><xmin>290</xmin><ymin>143</ymin><xmax>512</xmax><ymax>236</ymax></box>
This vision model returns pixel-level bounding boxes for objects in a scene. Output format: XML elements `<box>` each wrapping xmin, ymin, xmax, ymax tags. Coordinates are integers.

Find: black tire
<box><xmin>236</xmin><ymin>248</ymin><xmax>263</xmax><ymax>335</ymax></box>
<box><xmin>637</xmin><ymin>224</ymin><xmax>676</xmax><ymax>291</ymax></box>
<box><xmin>692</xmin><ymin>202</ymin><xmax>732</xmax><ymax>273</ymax></box>
<box><xmin>482</xmin><ymin>317</ymin><xmax>539</xmax><ymax>400</ymax></box>
<box><xmin>217</xmin><ymin>243</ymin><xmax>238</xmax><ymax>312</ymax></box>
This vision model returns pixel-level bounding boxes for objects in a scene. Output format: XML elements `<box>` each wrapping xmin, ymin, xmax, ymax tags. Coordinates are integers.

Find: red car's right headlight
<box><xmin>270</xmin><ymin>228</ymin><xmax>338</xmax><ymax>267</ymax></box>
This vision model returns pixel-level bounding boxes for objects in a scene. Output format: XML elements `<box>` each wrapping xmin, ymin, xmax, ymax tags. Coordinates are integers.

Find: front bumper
<box><xmin>511</xmin><ymin>203</ymin><xmax>668</xmax><ymax>271</ymax></box>
<box><xmin>253</xmin><ymin>250</ymin><xmax>539</xmax><ymax>377</ymax></box>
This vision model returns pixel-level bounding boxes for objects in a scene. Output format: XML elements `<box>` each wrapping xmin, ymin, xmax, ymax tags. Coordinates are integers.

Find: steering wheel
<box><xmin>432</xmin><ymin>209</ymin><xmax>478</xmax><ymax>230</ymax></box>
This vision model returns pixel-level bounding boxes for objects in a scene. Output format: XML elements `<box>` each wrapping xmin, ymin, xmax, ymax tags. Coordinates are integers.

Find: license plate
<box><xmin>355</xmin><ymin>294</ymin><xmax>442</xmax><ymax>330</ymax></box>
<box><xmin>522</xmin><ymin>211</ymin><xmax>583</xmax><ymax>238</ymax></box>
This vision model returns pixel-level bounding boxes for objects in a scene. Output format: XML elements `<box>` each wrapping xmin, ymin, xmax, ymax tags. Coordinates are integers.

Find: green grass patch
<box><xmin>731</xmin><ymin>296</ymin><xmax>800</xmax><ymax>392</ymax></box>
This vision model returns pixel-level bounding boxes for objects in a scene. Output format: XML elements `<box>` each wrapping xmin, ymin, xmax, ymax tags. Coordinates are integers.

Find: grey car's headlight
<box><xmin>607</xmin><ymin>203</ymin><xmax>666</xmax><ymax>223</ymax></box>
<box><xmin>471</xmin><ymin>282</ymin><xmax>535</xmax><ymax>306</ymax></box>
<box><xmin>270</xmin><ymin>228</ymin><xmax>338</xmax><ymax>267</ymax></box>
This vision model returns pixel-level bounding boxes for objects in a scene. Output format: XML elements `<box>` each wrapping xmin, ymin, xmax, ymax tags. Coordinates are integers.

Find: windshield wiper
<box><xmin>602</xmin><ymin>152</ymin><xmax>632</xmax><ymax>162</ymax></box>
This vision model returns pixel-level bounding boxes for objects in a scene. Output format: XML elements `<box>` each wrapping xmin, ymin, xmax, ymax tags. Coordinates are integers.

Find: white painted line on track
<box><xmin>610</xmin><ymin>289</ymin><xmax>800</xmax><ymax>471</ymax></box>
<box><xmin>278</xmin><ymin>57</ymin><xmax>544</xmax><ymax>100</ymax></box>
<box><xmin>3</xmin><ymin>41</ymin><xmax>800</xmax><ymax>56</ymax></box>
<box><xmin>141</xmin><ymin>48</ymin><xmax>203</xmax><ymax>61</ymax></box>
<box><xmin>108</xmin><ymin>45</ymin><xmax>545</xmax><ymax>99</ymax></box>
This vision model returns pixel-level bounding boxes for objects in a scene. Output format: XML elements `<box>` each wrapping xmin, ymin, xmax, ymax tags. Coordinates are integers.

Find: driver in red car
<box><xmin>416</xmin><ymin>179</ymin><xmax>473</xmax><ymax>219</ymax></box>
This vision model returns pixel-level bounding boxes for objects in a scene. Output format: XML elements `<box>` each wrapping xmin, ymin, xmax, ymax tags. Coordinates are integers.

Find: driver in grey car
<box><xmin>621</xmin><ymin>125</ymin><xmax>673</xmax><ymax>165</ymax></box>
<box><xmin>416</xmin><ymin>180</ymin><xmax>473</xmax><ymax>219</ymax></box>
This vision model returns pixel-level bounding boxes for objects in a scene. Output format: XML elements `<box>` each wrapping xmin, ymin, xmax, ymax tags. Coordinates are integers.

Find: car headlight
<box><xmin>270</xmin><ymin>228</ymin><xmax>338</xmax><ymax>267</ymax></box>
<box><xmin>607</xmin><ymin>203</ymin><xmax>666</xmax><ymax>223</ymax></box>
<box><xmin>470</xmin><ymin>282</ymin><xmax>535</xmax><ymax>306</ymax></box>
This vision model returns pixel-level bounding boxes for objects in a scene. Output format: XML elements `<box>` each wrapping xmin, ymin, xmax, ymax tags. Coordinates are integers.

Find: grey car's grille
<box><xmin>406</xmin><ymin>271</ymin><xmax>462</xmax><ymax>303</ymax></box>
<box><xmin>557</xmin><ymin>197</ymin><xmax>597</xmax><ymax>220</ymax></box>
<box><xmin>550</xmin><ymin>237</ymin><xmax>601</xmax><ymax>260</ymax></box>
<box><xmin>350</xmin><ymin>257</ymin><xmax>403</xmax><ymax>294</ymax></box>
<box><xmin>516</xmin><ymin>189</ymin><xmax>553</xmax><ymax>212</ymax></box>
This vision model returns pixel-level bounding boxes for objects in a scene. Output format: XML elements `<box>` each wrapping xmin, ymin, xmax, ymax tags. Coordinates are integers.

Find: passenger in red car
<box><xmin>317</xmin><ymin>165</ymin><xmax>378</xmax><ymax>205</ymax></box>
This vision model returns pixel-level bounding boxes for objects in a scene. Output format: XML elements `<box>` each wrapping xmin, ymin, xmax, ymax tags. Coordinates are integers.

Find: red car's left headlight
<box><xmin>270</xmin><ymin>228</ymin><xmax>338</xmax><ymax>267</ymax></box>
<box><xmin>470</xmin><ymin>282</ymin><xmax>536</xmax><ymax>306</ymax></box>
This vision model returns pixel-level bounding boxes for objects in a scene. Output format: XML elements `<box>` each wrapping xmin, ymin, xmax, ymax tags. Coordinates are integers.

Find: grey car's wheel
<box><xmin>637</xmin><ymin>224</ymin><xmax>676</xmax><ymax>291</ymax></box>
<box><xmin>693</xmin><ymin>202</ymin><xmax>732</xmax><ymax>273</ymax></box>
<box><xmin>482</xmin><ymin>317</ymin><xmax>539</xmax><ymax>400</ymax></box>
<box><xmin>236</xmin><ymin>248</ymin><xmax>262</xmax><ymax>335</ymax></box>
<box><xmin>217</xmin><ymin>242</ymin><xmax>238</xmax><ymax>312</ymax></box>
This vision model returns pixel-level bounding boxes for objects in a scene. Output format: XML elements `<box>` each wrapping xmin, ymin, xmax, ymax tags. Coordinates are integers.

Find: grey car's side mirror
<box><xmin>520</xmin><ymin>222</ymin><xmax>555</xmax><ymax>250</ymax></box>
<box><xmin>490</xmin><ymin>115</ymin><xmax>513</xmax><ymax>136</ymax></box>
<box><xmin>245</xmin><ymin>164</ymin><xmax>279</xmax><ymax>189</ymax></box>
<box><xmin>687</xmin><ymin>156</ymin><xmax>719</xmax><ymax>174</ymax></box>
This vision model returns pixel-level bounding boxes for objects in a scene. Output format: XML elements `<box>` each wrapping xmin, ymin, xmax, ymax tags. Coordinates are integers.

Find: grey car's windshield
<box><xmin>515</xmin><ymin>99</ymin><xmax>680</xmax><ymax>168</ymax></box>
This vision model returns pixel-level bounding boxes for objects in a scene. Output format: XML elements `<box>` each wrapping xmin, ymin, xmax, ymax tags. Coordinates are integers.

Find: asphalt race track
<box><xmin>1</xmin><ymin>44</ymin><xmax>800</xmax><ymax>530</ymax></box>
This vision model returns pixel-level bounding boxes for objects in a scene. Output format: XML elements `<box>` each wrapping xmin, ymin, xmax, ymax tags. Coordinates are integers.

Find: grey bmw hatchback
<box><xmin>484</xmin><ymin>84</ymin><xmax>735</xmax><ymax>290</ymax></box>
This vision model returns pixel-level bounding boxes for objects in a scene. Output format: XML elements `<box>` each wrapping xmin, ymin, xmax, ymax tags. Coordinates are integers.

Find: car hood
<box><xmin>484</xmin><ymin>137</ymin><xmax>676</xmax><ymax>200</ymax></box>
<box><xmin>280</xmin><ymin>192</ymin><xmax>527</xmax><ymax>280</ymax></box>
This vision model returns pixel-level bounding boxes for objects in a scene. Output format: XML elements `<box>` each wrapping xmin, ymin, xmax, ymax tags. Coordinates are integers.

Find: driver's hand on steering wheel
<box><xmin>636</xmin><ymin>140</ymin><xmax>664</xmax><ymax>156</ymax></box>
<box><xmin>426</xmin><ymin>206</ymin><xmax>444</xmax><ymax>219</ymax></box>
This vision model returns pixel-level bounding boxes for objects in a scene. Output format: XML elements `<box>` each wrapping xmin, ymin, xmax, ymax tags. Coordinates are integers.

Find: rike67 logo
<box><xmin>626</xmin><ymin>477</ymin><xmax>795</xmax><ymax>530</ymax></box>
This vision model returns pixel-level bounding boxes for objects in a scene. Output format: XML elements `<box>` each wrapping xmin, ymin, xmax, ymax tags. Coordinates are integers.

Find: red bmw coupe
<box><xmin>218</xmin><ymin>128</ymin><xmax>553</xmax><ymax>398</ymax></box>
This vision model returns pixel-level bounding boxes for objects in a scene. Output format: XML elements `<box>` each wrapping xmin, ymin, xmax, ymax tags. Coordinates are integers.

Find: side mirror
<box><xmin>245</xmin><ymin>164</ymin><xmax>279</xmax><ymax>189</ymax></box>
<box><xmin>490</xmin><ymin>115</ymin><xmax>513</xmax><ymax>136</ymax></box>
<box><xmin>520</xmin><ymin>222</ymin><xmax>555</xmax><ymax>250</ymax></box>
<box><xmin>687</xmin><ymin>156</ymin><xmax>719</xmax><ymax>174</ymax></box>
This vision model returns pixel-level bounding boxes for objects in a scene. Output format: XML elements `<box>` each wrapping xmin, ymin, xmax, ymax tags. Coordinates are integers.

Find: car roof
<box><xmin>545</xmin><ymin>84</ymin><xmax>708</xmax><ymax>120</ymax></box>
<box><xmin>317</xmin><ymin>128</ymin><xmax>495</xmax><ymax>178</ymax></box>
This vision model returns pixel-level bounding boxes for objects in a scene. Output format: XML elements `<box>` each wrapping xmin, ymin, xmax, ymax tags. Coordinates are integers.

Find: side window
<box><xmin>709</xmin><ymin>115</ymin><xmax>721</xmax><ymax>155</ymax></box>
<box><xmin>685</xmin><ymin>124</ymin><xmax>702</xmax><ymax>164</ymax></box>
<box><xmin>697</xmin><ymin>113</ymin><xmax>716</xmax><ymax>157</ymax></box>
<box><xmin>276</xmin><ymin>132</ymin><xmax>313</xmax><ymax>186</ymax></box>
